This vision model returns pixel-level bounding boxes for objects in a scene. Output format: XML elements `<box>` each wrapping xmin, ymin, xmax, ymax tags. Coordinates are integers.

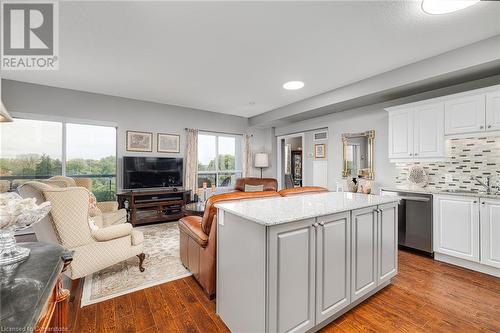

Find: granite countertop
<box><xmin>215</xmin><ymin>192</ymin><xmax>399</xmax><ymax>226</ymax></box>
<box><xmin>0</xmin><ymin>242</ymin><xmax>71</xmax><ymax>332</ymax></box>
<box><xmin>380</xmin><ymin>187</ymin><xmax>500</xmax><ymax>200</ymax></box>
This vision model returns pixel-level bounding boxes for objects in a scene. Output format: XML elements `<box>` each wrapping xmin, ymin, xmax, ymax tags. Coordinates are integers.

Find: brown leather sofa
<box><xmin>179</xmin><ymin>178</ymin><xmax>328</xmax><ymax>298</ymax></box>
<box><xmin>179</xmin><ymin>178</ymin><xmax>279</xmax><ymax>297</ymax></box>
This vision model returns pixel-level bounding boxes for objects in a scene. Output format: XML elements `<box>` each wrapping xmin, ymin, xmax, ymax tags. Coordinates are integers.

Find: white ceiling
<box><xmin>2</xmin><ymin>1</ymin><xmax>500</xmax><ymax>117</ymax></box>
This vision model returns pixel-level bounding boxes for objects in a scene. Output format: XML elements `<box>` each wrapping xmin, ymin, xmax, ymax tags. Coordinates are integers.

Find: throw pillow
<box><xmin>244</xmin><ymin>184</ymin><xmax>264</xmax><ymax>192</ymax></box>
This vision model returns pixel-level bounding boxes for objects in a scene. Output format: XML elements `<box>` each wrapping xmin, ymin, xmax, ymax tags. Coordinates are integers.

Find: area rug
<box><xmin>81</xmin><ymin>222</ymin><xmax>191</xmax><ymax>306</ymax></box>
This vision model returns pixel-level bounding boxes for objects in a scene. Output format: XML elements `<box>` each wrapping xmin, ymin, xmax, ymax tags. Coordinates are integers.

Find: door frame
<box><xmin>276</xmin><ymin>133</ymin><xmax>305</xmax><ymax>190</ymax></box>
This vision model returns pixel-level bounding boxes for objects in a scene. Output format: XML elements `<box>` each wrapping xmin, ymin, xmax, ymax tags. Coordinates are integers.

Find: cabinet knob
<box><xmin>319</xmin><ymin>222</ymin><xmax>325</xmax><ymax>226</ymax></box>
<box><xmin>313</xmin><ymin>223</ymin><xmax>319</xmax><ymax>228</ymax></box>
<box><xmin>480</xmin><ymin>126</ymin><xmax>484</xmax><ymax>129</ymax></box>
<box><xmin>414</xmin><ymin>153</ymin><xmax>419</xmax><ymax>156</ymax></box>
<box><xmin>409</xmin><ymin>153</ymin><xmax>413</xmax><ymax>156</ymax></box>
<box><xmin>473</xmin><ymin>201</ymin><xmax>477</xmax><ymax>204</ymax></box>
<box><xmin>488</xmin><ymin>125</ymin><xmax>492</xmax><ymax>129</ymax></box>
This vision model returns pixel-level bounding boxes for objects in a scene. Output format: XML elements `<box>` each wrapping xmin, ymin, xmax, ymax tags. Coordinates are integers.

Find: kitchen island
<box><xmin>215</xmin><ymin>192</ymin><xmax>399</xmax><ymax>333</ymax></box>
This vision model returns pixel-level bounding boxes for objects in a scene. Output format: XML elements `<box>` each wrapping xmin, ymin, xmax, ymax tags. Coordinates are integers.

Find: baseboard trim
<box><xmin>434</xmin><ymin>253</ymin><xmax>500</xmax><ymax>278</ymax></box>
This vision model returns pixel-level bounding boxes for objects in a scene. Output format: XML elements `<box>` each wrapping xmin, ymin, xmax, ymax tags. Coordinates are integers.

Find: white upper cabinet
<box><xmin>414</xmin><ymin>102</ymin><xmax>444</xmax><ymax>158</ymax></box>
<box><xmin>388</xmin><ymin>108</ymin><xmax>414</xmax><ymax>159</ymax></box>
<box><xmin>444</xmin><ymin>94</ymin><xmax>486</xmax><ymax>135</ymax></box>
<box><xmin>486</xmin><ymin>90</ymin><xmax>500</xmax><ymax>131</ymax></box>
<box><xmin>387</xmin><ymin>103</ymin><xmax>444</xmax><ymax>160</ymax></box>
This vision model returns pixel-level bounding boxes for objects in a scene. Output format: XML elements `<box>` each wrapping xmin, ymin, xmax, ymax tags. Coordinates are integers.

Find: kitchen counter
<box><xmin>381</xmin><ymin>187</ymin><xmax>500</xmax><ymax>200</ymax></box>
<box><xmin>215</xmin><ymin>192</ymin><xmax>399</xmax><ymax>226</ymax></box>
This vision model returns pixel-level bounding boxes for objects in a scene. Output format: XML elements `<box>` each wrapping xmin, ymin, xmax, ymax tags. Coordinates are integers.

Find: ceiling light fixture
<box><xmin>422</xmin><ymin>0</ymin><xmax>480</xmax><ymax>15</ymax></box>
<box><xmin>283</xmin><ymin>81</ymin><xmax>304</xmax><ymax>90</ymax></box>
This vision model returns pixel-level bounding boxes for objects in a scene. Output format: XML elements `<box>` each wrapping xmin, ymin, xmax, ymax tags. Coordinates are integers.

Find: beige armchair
<box><xmin>18</xmin><ymin>181</ymin><xmax>145</xmax><ymax>280</ymax></box>
<box><xmin>46</xmin><ymin>176</ymin><xmax>127</xmax><ymax>226</ymax></box>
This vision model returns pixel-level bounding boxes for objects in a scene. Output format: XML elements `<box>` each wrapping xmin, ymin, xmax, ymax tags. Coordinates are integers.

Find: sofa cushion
<box><xmin>179</xmin><ymin>216</ymin><xmax>208</xmax><ymax>247</ymax></box>
<box><xmin>234</xmin><ymin>177</ymin><xmax>277</xmax><ymax>192</ymax></box>
<box><xmin>244</xmin><ymin>184</ymin><xmax>264</xmax><ymax>192</ymax></box>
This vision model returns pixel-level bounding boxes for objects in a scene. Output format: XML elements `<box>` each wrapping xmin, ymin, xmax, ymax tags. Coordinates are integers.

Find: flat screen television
<box><xmin>123</xmin><ymin>156</ymin><xmax>183</xmax><ymax>190</ymax></box>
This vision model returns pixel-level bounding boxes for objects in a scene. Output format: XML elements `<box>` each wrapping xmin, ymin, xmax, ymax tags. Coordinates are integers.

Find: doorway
<box><xmin>276</xmin><ymin>133</ymin><xmax>304</xmax><ymax>190</ymax></box>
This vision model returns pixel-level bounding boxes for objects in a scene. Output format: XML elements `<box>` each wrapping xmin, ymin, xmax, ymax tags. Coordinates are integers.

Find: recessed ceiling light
<box><xmin>422</xmin><ymin>0</ymin><xmax>480</xmax><ymax>15</ymax></box>
<box><xmin>283</xmin><ymin>81</ymin><xmax>305</xmax><ymax>90</ymax></box>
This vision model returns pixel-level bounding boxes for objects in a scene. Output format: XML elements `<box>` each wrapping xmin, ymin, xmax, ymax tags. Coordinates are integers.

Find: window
<box><xmin>197</xmin><ymin>132</ymin><xmax>242</xmax><ymax>188</ymax></box>
<box><xmin>0</xmin><ymin>118</ymin><xmax>63</xmax><ymax>179</ymax></box>
<box><xmin>0</xmin><ymin>117</ymin><xmax>117</xmax><ymax>201</ymax></box>
<box><xmin>66</xmin><ymin>123</ymin><xmax>117</xmax><ymax>201</ymax></box>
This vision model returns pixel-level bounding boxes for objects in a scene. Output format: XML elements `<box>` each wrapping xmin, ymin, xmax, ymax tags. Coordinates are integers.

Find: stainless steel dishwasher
<box><xmin>381</xmin><ymin>189</ymin><xmax>433</xmax><ymax>255</ymax></box>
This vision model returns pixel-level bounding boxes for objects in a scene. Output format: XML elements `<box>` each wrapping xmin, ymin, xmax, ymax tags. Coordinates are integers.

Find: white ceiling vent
<box><xmin>313</xmin><ymin>130</ymin><xmax>328</xmax><ymax>141</ymax></box>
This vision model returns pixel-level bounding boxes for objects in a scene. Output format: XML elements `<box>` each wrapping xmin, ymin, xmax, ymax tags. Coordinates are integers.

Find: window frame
<box><xmin>5</xmin><ymin>112</ymin><xmax>118</xmax><ymax>196</ymax></box>
<box><xmin>197</xmin><ymin>131</ymin><xmax>243</xmax><ymax>188</ymax></box>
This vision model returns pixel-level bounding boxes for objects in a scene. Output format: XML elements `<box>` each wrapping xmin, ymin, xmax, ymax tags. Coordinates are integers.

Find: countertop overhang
<box><xmin>215</xmin><ymin>192</ymin><xmax>399</xmax><ymax>226</ymax></box>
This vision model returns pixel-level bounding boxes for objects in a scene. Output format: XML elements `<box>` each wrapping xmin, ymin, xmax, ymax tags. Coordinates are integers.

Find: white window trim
<box><xmin>197</xmin><ymin>131</ymin><xmax>243</xmax><ymax>187</ymax></box>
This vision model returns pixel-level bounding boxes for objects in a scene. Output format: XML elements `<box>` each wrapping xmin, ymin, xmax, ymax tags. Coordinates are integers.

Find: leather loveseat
<box><xmin>179</xmin><ymin>178</ymin><xmax>328</xmax><ymax>297</ymax></box>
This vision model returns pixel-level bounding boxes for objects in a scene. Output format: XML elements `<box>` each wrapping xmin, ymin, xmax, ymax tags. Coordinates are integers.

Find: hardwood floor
<box><xmin>70</xmin><ymin>250</ymin><xmax>500</xmax><ymax>333</ymax></box>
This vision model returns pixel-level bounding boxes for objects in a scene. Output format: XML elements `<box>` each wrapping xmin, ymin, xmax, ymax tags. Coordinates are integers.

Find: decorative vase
<box><xmin>0</xmin><ymin>192</ymin><xmax>51</xmax><ymax>266</ymax></box>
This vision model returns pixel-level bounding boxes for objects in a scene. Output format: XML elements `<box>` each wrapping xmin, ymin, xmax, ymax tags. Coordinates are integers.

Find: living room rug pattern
<box><xmin>81</xmin><ymin>222</ymin><xmax>191</xmax><ymax>306</ymax></box>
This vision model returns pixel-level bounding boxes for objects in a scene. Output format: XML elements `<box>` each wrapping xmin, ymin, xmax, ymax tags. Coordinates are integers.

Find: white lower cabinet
<box><xmin>434</xmin><ymin>195</ymin><xmax>500</xmax><ymax>277</ymax></box>
<box><xmin>316</xmin><ymin>212</ymin><xmax>351</xmax><ymax>323</ymax></box>
<box><xmin>268</xmin><ymin>218</ymin><xmax>316</xmax><ymax>333</ymax></box>
<box><xmin>433</xmin><ymin>195</ymin><xmax>480</xmax><ymax>262</ymax></box>
<box><xmin>377</xmin><ymin>203</ymin><xmax>398</xmax><ymax>284</ymax></box>
<box><xmin>480</xmin><ymin>199</ymin><xmax>500</xmax><ymax>269</ymax></box>
<box><xmin>351</xmin><ymin>207</ymin><xmax>378</xmax><ymax>302</ymax></box>
<box><xmin>267</xmin><ymin>204</ymin><xmax>398</xmax><ymax>332</ymax></box>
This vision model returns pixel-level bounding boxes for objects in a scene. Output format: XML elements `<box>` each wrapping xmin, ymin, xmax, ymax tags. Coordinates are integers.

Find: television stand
<box><xmin>117</xmin><ymin>189</ymin><xmax>191</xmax><ymax>226</ymax></box>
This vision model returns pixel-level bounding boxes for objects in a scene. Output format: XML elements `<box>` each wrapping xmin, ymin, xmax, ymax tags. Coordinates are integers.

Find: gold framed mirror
<box><xmin>342</xmin><ymin>130</ymin><xmax>375</xmax><ymax>180</ymax></box>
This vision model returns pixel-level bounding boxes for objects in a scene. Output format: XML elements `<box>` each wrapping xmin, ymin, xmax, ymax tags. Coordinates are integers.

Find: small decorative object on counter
<box><xmin>407</xmin><ymin>165</ymin><xmax>428</xmax><ymax>189</ymax></box>
<box><xmin>347</xmin><ymin>178</ymin><xmax>358</xmax><ymax>193</ymax></box>
<box><xmin>0</xmin><ymin>193</ymin><xmax>51</xmax><ymax>266</ymax></box>
<box><xmin>359</xmin><ymin>181</ymin><xmax>372</xmax><ymax>194</ymax></box>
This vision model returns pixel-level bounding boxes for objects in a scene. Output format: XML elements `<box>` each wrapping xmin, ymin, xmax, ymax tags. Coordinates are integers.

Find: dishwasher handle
<box><xmin>397</xmin><ymin>196</ymin><xmax>431</xmax><ymax>202</ymax></box>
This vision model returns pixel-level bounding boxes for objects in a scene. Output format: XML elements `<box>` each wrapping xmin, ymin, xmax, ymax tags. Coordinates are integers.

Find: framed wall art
<box><xmin>314</xmin><ymin>143</ymin><xmax>326</xmax><ymax>159</ymax></box>
<box><xmin>158</xmin><ymin>133</ymin><xmax>180</xmax><ymax>153</ymax></box>
<box><xmin>126</xmin><ymin>130</ymin><xmax>153</xmax><ymax>152</ymax></box>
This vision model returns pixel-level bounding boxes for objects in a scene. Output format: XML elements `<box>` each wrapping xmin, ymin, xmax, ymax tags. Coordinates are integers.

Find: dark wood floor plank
<box><xmin>116</xmin><ymin>315</ymin><xmax>136</xmax><ymax>333</ymax></box>
<box><xmin>159</xmin><ymin>283</ymin><xmax>188</xmax><ymax>317</ymax></box>
<box><xmin>145</xmin><ymin>286</ymin><xmax>179</xmax><ymax>333</ymax></box>
<box><xmin>74</xmin><ymin>303</ymin><xmax>97</xmax><ymax>333</ymax></box>
<box><xmin>115</xmin><ymin>294</ymin><xmax>134</xmax><ymax>318</ymax></box>
<box><xmin>72</xmin><ymin>250</ymin><xmax>500</xmax><ymax>333</ymax></box>
<box><xmin>130</xmin><ymin>290</ymin><xmax>156</xmax><ymax>332</ymax></box>
<box><xmin>97</xmin><ymin>299</ymin><xmax>118</xmax><ymax>333</ymax></box>
<box><xmin>173</xmin><ymin>280</ymin><xmax>220</xmax><ymax>333</ymax></box>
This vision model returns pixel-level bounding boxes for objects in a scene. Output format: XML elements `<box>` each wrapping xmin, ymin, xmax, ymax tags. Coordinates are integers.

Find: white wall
<box><xmin>2</xmin><ymin>79</ymin><xmax>273</xmax><ymax>188</ymax></box>
<box><xmin>275</xmin><ymin>106</ymin><xmax>394</xmax><ymax>192</ymax></box>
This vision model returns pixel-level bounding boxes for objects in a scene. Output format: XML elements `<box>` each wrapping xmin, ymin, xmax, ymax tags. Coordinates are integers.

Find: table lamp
<box><xmin>254</xmin><ymin>153</ymin><xmax>269</xmax><ymax>178</ymax></box>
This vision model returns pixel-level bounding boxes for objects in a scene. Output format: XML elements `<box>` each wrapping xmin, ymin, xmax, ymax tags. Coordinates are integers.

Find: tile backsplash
<box><xmin>395</xmin><ymin>136</ymin><xmax>500</xmax><ymax>191</ymax></box>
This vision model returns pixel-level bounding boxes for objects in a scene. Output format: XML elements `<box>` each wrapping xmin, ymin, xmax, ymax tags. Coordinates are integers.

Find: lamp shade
<box><xmin>254</xmin><ymin>153</ymin><xmax>269</xmax><ymax>168</ymax></box>
<box><xmin>0</xmin><ymin>102</ymin><xmax>13</xmax><ymax>122</ymax></box>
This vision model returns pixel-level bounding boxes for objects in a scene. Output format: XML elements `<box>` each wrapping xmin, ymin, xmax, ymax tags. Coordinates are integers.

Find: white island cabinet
<box><xmin>216</xmin><ymin>192</ymin><xmax>399</xmax><ymax>333</ymax></box>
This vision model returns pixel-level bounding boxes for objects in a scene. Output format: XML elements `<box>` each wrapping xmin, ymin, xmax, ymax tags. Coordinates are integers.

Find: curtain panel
<box><xmin>184</xmin><ymin>128</ymin><xmax>198</xmax><ymax>196</ymax></box>
<box><xmin>243</xmin><ymin>134</ymin><xmax>253</xmax><ymax>177</ymax></box>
